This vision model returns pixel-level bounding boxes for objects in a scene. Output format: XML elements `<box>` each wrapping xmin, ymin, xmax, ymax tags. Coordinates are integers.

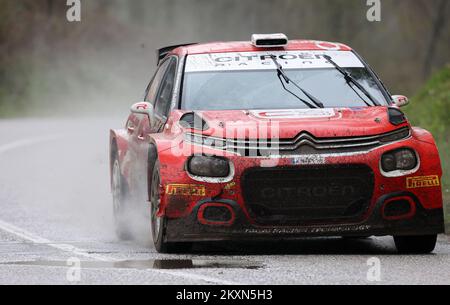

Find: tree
<box><xmin>423</xmin><ymin>0</ymin><xmax>449</xmax><ymax>78</ymax></box>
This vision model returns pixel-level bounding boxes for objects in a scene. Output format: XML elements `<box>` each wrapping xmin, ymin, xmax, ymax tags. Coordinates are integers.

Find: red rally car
<box><xmin>110</xmin><ymin>34</ymin><xmax>444</xmax><ymax>253</ymax></box>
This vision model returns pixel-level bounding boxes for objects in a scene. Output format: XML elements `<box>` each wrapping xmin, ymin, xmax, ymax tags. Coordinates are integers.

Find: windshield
<box><xmin>181</xmin><ymin>51</ymin><xmax>389</xmax><ymax>111</ymax></box>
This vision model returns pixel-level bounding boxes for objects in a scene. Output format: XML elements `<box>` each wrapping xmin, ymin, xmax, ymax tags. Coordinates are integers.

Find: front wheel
<box><xmin>150</xmin><ymin>160</ymin><xmax>191</xmax><ymax>254</ymax></box>
<box><xmin>393</xmin><ymin>235</ymin><xmax>437</xmax><ymax>254</ymax></box>
<box><xmin>112</xmin><ymin>158</ymin><xmax>133</xmax><ymax>240</ymax></box>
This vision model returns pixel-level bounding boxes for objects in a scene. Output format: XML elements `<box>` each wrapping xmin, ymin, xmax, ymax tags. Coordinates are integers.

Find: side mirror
<box><xmin>130</xmin><ymin>102</ymin><xmax>154</xmax><ymax>118</ymax></box>
<box><xmin>392</xmin><ymin>95</ymin><xmax>409</xmax><ymax>107</ymax></box>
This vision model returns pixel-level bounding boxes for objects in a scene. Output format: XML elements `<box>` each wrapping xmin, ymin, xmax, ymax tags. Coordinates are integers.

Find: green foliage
<box><xmin>406</xmin><ymin>65</ymin><xmax>450</xmax><ymax>136</ymax></box>
<box><xmin>404</xmin><ymin>65</ymin><xmax>450</xmax><ymax>185</ymax></box>
<box><xmin>404</xmin><ymin>66</ymin><xmax>450</xmax><ymax>226</ymax></box>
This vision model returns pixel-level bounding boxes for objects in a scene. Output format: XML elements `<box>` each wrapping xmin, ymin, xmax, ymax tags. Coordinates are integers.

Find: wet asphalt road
<box><xmin>0</xmin><ymin>118</ymin><xmax>449</xmax><ymax>285</ymax></box>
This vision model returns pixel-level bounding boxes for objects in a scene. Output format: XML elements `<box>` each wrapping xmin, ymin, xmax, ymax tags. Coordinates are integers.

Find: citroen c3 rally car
<box><xmin>110</xmin><ymin>34</ymin><xmax>444</xmax><ymax>253</ymax></box>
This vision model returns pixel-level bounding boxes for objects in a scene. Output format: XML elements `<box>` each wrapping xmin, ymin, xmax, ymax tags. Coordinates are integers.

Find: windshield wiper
<box><xmin>322</xmin><ymin>55</ymin><xmax>380</xmax><ymax>107</ymax></box>
<box><xmin>270</xmin><ymin>56</ymin><xmax>324</xmax><ymax>109</ymax></box>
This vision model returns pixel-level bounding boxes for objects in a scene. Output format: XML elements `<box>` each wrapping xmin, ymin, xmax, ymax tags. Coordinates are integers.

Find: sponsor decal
<box><xmin>406</xmin><ymin>175</ymin><xmax>440</xmax><ymax>189</ymax></box>
<box><xmin>241</xmin><ymin>225</ymin><xmax>372</xmax><ymax>235</ymax></box>
<box><xmin>135</xmin><ymin>102</ymin><xmax>149</xmax><ymax>110</ymax></box>
<box><xmin>260</xmin><ymin>185</ymin><xmax>356</xmax><ymax>200</ymax></box>
<box><xmin>185</xmin><ymin>50</ymin><xmax>364</xmax><ymax>72</ymax></box>
<box><xmin>292</xmin><ymin>155</ymin><xmax>326</xmax><ymax>165</ymax></box>
<box><xmin>224</xmin><ymin>181</ymin><xmax>236</xmax><ymax>195</ymax></box>
<box><xmin>224</xmin><ymin>182</ymin><xmax>236</xmax><ymax>190</ymax></box>
<box><xmin>251</xmin><ymin>108</ymin><xmax>337</xmax><ymax>119</ymax></box>
<box><xmin>165</xmin><ymin>184</ymin><xmax>206</xmax><ymax>196</ymax></box>
<box><xmin>314</xmin><ymin>41</ymin><xmax>342</xmax><ymax>50</ymax></box>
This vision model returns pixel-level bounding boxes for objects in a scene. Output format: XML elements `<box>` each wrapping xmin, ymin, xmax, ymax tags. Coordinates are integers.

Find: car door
<box><xmin>127</xmin><ymin>59</ymin><xmax>173</xmax><ymax>196</ymax></box>
<box><xmin>147</xmin><ymin>57</ymin><xmax>178</xmax><ymax>134</ymax></box>
<box><xmin>136</xmin><ymin>57</ymin><xmax>178</xmax><ymax>173</ymax></box>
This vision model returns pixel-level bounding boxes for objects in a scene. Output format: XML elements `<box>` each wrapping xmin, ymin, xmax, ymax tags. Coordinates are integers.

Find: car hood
<box><xmin>172</xmin><ymin>107</ymin><xmax>409</xmax><ymax>139</ymax></box>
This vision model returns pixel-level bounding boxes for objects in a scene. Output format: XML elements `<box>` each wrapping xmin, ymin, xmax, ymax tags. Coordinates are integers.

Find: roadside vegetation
<box><xmin>404</xmin><ymin>65</ymin><xmax>450</xmax><ymax>229</ymax></box>
<box><xmin>1</xmin><ymin>0</ymin><xmax>449</xmax><ymax>117</ymax></box>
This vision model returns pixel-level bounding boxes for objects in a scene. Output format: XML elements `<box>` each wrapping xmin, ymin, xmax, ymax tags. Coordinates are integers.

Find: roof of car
<box><xmin>170</xmin><ymin>40</ymin><xmax>353</xmax><ymax>57</ymax></box>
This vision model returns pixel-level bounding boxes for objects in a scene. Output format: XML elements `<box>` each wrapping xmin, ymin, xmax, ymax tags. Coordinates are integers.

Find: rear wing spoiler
<box><xmin>157</xmin><ymin>43</ymin><xmax>197</xmax><ymax>65</ymax></box>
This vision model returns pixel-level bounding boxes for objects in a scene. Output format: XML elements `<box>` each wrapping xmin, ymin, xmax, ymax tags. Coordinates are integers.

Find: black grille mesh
<box><xmin>242</xmin><ymin>165</ymin><xmax>374</xmax><ymax>225</ymax></box>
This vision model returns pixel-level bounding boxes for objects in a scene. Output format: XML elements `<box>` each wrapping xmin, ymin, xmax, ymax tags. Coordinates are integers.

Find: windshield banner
<box><xmin>185</xmin><ymin>51</ymin><xmax>365</xmax><ymax>72</ymax></box>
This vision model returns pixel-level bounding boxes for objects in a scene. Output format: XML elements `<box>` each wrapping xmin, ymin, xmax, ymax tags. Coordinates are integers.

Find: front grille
<box><xmin>186</xmin><ymin>127</ymin><xmax>410</xmax><ymax>156</ymax></box>
<box><xmin>242</xmin><ymin>165</ymin><xmax>374</xmax><ymax>225</ymax></box>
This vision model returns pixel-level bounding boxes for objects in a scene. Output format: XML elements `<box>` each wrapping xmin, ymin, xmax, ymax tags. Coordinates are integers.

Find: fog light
<box><xmin>203</xmin><ymin>206</ymin><xmax>232</xmax><ymax>222</ymax></box>
<box><xmin>198</xmin><ymin>203</ymin><xmax>235</xmax><ymax>226</ymax></box>
<box><xmin>188</xmin><ymin>156</ymin><xmax>230</xmax><ymax>178</ymax></box>
<box><xmin>382</xmin><ymin>197</ymin><xmax>415</xmax><ymax>220</ymax></box>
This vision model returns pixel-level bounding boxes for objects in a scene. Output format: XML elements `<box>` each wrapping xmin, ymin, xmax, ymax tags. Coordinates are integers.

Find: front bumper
<box><xmin>165</xmin><ymin>192</ymin><xmax>444</xmax><ymax>242</ymax></box>
<box><xmin>158</xmin><ymin>132</ymin><xmax>444</xmax><ymax>243</ymax></box>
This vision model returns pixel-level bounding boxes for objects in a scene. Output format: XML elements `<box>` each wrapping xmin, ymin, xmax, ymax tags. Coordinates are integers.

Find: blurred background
<box><xmin>0</xmin><ymin>0</ymin><xmax>449</xmax><ymax>220</ymax></box>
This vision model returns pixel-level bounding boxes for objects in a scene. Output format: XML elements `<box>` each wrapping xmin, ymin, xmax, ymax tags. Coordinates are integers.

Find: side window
<box><xmin>154</xmin><ymin>58</ymin><xmax>177</xmax><ymax>118</ymax></box>
<box><xmin>145</xmin><ymin>59</ymin><xmax>170</xmax><ymax>105</ymax></box>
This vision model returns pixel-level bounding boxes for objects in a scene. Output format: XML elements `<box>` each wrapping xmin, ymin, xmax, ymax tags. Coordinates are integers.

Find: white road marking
<box><xmin>0</xmin><ymin>135</ymin><xmax>64</xmax><ymax>154</ymax></box>
<box><xmin>0</xmin><ymin>219</ymin><xmax>238</xmax><ymax>284</ymax></box>
<box><xmin>0</xmin><ymin>136</ymin><xmax>239</xmax><ymax>285</ymax></box>
<box><xmin>0</xmin><ymin>219</ymin><xmax>111</xmax><ymax>261</ymax></box>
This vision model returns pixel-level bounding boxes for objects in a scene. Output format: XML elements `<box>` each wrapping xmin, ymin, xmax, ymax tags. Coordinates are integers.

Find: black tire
<box><xmin>111</xmin><ymin>156</ymin><xmax>133</xmax><ymax>240</ymax></box>
<box><xmin>149</xmin><ymin>160</ymin><xmax>192</xmax><ymax>254</ymax></box>
<box><xmin>393</xmin><ymin>235</ymin><xmax>437</xmax><ymax>254</ymax></box>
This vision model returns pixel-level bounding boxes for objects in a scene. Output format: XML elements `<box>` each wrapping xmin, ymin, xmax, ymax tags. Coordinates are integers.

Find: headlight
<box><xmin>381</xmin><ymin>148</ymin><xmax>418</xmax><ymax>172</ymax></box>
<box><xmin>185</xmin><ymin>133</ymin><xmax>227</xmax><ymax>148</ymax></box>
<box><xmin>187</xmin><ymin>156</ymin><xmax>230</xmax><ymax>178</ymax></box>
<box><xmin>381</xmin><ymin>153</ymin><xmax>396</xmax><ymax>172</ymax></box>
